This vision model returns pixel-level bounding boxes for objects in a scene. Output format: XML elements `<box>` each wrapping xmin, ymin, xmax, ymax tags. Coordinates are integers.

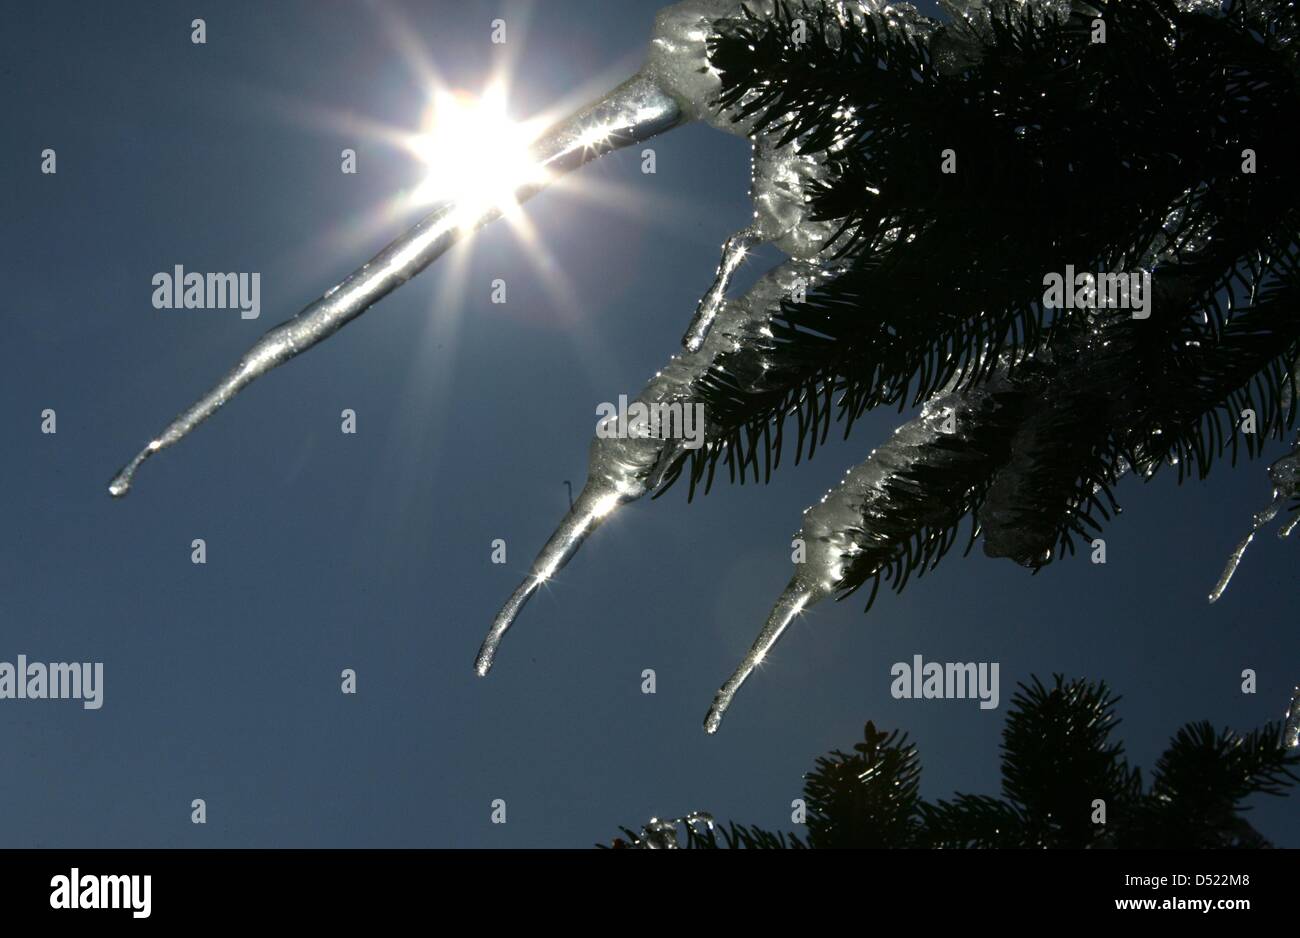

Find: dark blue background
<box><xmin>2</xmin><ymin>0</ymin><xmax>1296</xmax><ymax>847</ymax></box>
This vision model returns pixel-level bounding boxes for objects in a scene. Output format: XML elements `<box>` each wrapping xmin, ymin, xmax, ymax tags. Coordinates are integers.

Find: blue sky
<box><xmin>2</xmin><ymin>0</ymin><xmax>1296</xmax><ymax>846</ymax></box>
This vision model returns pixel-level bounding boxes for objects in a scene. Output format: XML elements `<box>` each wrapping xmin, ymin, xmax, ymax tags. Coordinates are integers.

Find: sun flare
<box><xmin>404</xmin><ymin>83</ymin><xmax>548</xmax><ymax>225</ymax></box>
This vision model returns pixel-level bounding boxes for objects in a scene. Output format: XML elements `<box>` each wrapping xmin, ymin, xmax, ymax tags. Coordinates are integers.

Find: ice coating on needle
<box><xmin>644</xmin><ymin>0</ymin><xmax>765</xmax><ymax>129</ymax></box>
<box><xmin>654</xmin><ymin>1</ymin><xmax>936</xmax><ymax>349</ymax></box>
<box><xmin>476</xmin><ymin>259</ymin><xmax>838</xmax><ymax>675</ymax></box>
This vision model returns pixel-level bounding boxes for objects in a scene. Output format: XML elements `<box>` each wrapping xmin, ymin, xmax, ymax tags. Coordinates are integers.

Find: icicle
<box><xmin>107</xmin><ymin>74</ymin><xmax>686</xmax><ymax>497</ymax></box>
<box><xmin>705</xmin><ymin>579</ymin><xmax>821</xmax><ymax>733</ymax></box>
<box><xmin>659</xmin><ymin>2</ymin><xmax>910</xmax><ymax>351</ymax></box>
<box><xmin>1209</xmin><ymin>531</ymin><xmax>1262</xmax><ymax>603</ymax></box>
<box><xmin>1284</xmin><ymin>686</ymin><xmax>1300</xmax><ymax>749</ymax></box>
<box><xmin>476</xmin><ymin>474</ymin><xmax>652</xmax><ymax>676</ymax></box>
<box><xmin>682</xmin><ymin>224</ymin><xmax>763</xmax><ymax>351</ymax></box>
<box><xmin>1208</xmin><ymin>437</ymin><xmax>1300</xmax><ymax>603</ymax></box>
<box><xmin>477</xmin><ymin>259</ymin><xmax>836</xmax><ymax>675</ymax></box>
<box><xmin>704</xmin><ymin>368</ymin><xmax>1032</xmax><ymax>731</ymax></box>
<box><xmin>1281</xmin><ymin>511</ymin><xmax>1300</xmax><ymax>539</ymax></box>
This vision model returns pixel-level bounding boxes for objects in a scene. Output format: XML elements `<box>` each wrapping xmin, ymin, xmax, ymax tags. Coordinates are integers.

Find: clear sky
<box><xmin>2</xmin><ymin>0</ymin><xmax>1297</xmax><ymax>847</ymax></box>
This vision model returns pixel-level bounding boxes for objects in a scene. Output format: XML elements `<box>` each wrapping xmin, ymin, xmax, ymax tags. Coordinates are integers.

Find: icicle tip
<box><xmin>107</xmin><ymin>443</ymin><xmax>158</xmax><ymax>498</ymax></box>
<box><xmin>703</xmin><ymin>698</ymin><xmax>726</xmax><ymax>734</ymax></box>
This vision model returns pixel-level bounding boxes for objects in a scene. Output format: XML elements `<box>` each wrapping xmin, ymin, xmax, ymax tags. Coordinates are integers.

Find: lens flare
<box><xmin>404</xmin><ymin>84</ymin><xmax>548</xmax><ymax>225</ymax></box>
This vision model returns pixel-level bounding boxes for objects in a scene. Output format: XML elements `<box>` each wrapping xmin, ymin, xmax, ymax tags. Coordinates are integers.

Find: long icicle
<box><xmin>107</xmin><ymin>73</ymin><xmax>685</xmax><ymax>498</ymax></box>
<box><xmin>475</xmin><ymin>258</ymin><xmax>838</xmax><ymax>675</ymax></box>
<box><xmin>703</xmin><ymin>365</ymin><xmax>1036</xmax><ymax>732</ymax></box>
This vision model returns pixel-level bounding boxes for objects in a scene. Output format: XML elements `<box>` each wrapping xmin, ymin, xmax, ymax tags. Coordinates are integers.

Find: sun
<box><xmin>403</xmin><ymin>82</ymin><xmax>550</xmax><ymax>227</ymax></box>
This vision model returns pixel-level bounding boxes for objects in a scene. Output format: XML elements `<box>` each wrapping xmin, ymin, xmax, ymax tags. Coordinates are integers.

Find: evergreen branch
<box><xmin>803</xmin><ymin>721</ymin><xmax>924</xmax><ymax>848</ymax></box>
<box><xmin>1001</xmin><ymin>676</ymin><xmax>1136</xmax><ymax>846</ymax></box>
<box><xmin>609</xmin><ymin>675</ymin><xmax>1296</xmax><ymax>849</ymax></box>
<box><xmin>669</xmin><ymin>0</ymin><xmax>1300</xmax><ymax>504</ymax></box>
<box><xmin>1152</xmin><ymin>720</ymin><xmax>1300</xmax><ymax>805</ymax></box>
<box><xmin>919</xmin><ymin>794</ymin><xmax>1032</xmax><ymax>848</ymax></box>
